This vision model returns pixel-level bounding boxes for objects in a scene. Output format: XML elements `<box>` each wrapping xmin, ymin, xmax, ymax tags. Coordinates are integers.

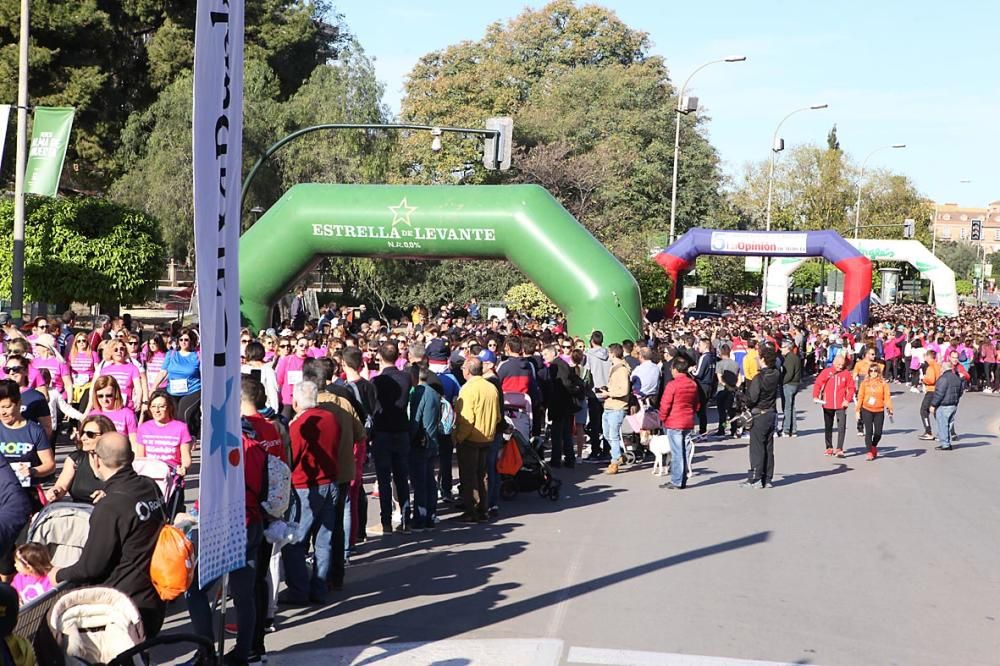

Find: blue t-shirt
<box><xmin>19</xmin><ymin>389</ymin><xmax>50</xmax><ymax>424</ymax></box>
<box><xmin>0</xmin><ymin>420</ymin><xmax>50</xmax><ymax>484</ymax></box>
<box><xmin>162</xmin><ymin>350</ymin><xmax>201</xmax><ymax>396</ymax></box>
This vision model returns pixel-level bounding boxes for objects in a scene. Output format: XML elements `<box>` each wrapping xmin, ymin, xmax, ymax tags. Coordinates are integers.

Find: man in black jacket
<box><xmin>691</xmin><ymin>338</ymin><xmax>717</xmax><ymax>435</ymax></box>
<box><xmin>371</xmin><ymin>342</ymin><xmax>413</xmax><ymax>533</ymax></box>
<box><xmin>740</xmin><ymin>346</ymin><xmax>781</xmax><ymax>489</ymax></box>
<box><xmin>541</xmin><ymin>345</ymin><xmax>578</xmax><ymax>468</ymax></box>
<box><xmin>52</xmin><ymin>432</ymin><xmax>166</xmax><ymax>637</ymax></box>
<box><xmin>929</xmin><ymin>350</ymin><xmax>964</xmax><ymax>451</ymax></box>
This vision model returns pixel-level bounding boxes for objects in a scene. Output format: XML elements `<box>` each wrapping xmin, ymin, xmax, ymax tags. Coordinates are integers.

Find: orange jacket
<box><xmin>922</xmin><ymin>360</ymin><xmax>941</xmax><ymax>392</ymax></box>
<box><xmin>857</xmin><ymin>378</ymin><xmax>893</xmax><ymax>414</ymax></box>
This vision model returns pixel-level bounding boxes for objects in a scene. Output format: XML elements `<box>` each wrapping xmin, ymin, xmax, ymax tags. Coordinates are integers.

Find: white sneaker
<box><xmin>909</xmin><ymin>387</ymin><xmax>920</xmax><ymax>393</ymax></box>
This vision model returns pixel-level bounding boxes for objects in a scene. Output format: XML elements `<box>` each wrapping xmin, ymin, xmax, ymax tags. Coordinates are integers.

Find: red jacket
<box><xmin>289</xmin><ymin>407</ymin><xmax>341</xmax><ymax>489</ymax></box>
<box><xmin>658</xmin><ymin>374</ymin><xmax>701</xmax><ymax>430</ymax></box>
<box><xmin>812</xmin><ymin>367</ymin><xmax>856</xmax><ymax>410</ymax></box>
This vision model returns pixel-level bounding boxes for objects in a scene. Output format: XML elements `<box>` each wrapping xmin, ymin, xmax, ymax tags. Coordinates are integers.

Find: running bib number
<box><xmin>169</xmin><ymin>378</ymin><xmax>189</xmax><ymax>394</ymax></box>
<box><xmin>287</xmin><ymin>371</ymin><xmax>303</xmax><ymax>385</ymax></box>
<box><xmin>867</xmin><ymin>396</ymin><xmax>876</xmax><ymax>406</ymax></box>
<box><xmin>73</xmin><ymin>373</ymin><xmax>90</xmax><ymax>386</ymax></box>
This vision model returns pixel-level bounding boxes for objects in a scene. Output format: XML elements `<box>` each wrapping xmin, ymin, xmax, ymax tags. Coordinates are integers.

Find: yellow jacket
<box><xmin>454</xmin><ymin>375</ymin><xmax>500</xmax><ymax>445</ymax></box>
<box><xmin>742</xmin><ymin>349</ymin><xmax>760</xmax><ymax>381</ymax></box>
<box><xmin>317</xmin><ymin>391</ymin><xmax>366</xmax><ymax>483</ymax></box>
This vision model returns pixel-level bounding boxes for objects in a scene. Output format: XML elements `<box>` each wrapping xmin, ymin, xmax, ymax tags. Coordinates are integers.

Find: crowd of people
<box><xmin>0</xmin><ymin>297</ymin><xmax>993</xmax><ymax>664</ymax></box>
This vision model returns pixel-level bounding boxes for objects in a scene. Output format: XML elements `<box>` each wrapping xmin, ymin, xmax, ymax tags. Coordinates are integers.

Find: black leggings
<box><xmin>823</xmin><ymin>408</ymin><xmax>846</xmax><ymax>450</ymax></box>
<box><xmin>860</xmin><ymin>409</ymin><xmax>885</xmax><ymax>449</ymax></box>
<box><xmin>177</xmin><ymin>391</ymin><xmax>202</xmax><ymax>437</ymax></box>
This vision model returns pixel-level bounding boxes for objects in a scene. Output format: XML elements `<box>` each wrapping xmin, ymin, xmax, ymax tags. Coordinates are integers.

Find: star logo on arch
<box><xmin>208</xmin><ymin>378</ymin><xmax>241</xmax><ymax>478</ymax></box>
<box><xmin>388</xmin><ymin>198</ymin><xmax>417</xmax><ymax>228</ymax></box>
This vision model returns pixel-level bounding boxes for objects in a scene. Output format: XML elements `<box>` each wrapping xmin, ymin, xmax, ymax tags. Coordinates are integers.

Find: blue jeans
<box><xmin>782</xmin><ymin>384</ymin><xmax>799</xmax><ymax>434</ymax></box>
<box><xmin>602</xmin><ymin>408</ymin><xmax>626</xmax><ymax>461</ymax></box>
<box><xmin>187</xmin><ymin>523</ymin><xmax>262</xmax><ymax>659</ymax></box>
<box><xmin>282</xmin><ymin>483</ymin><xmax>339</xmax><ymax>602</ymax></box>
<box><xmin>372</xmin><ymin>430</ymin><xmax>411</xmax><ymax>527</ymax></box>
<box><xmin>486</xmin><ymin>429</ymin><xmax>502</xmax><ymax>509</ymax></box>
<box><xmin>935</xmin><ymin>405</ymin><xmax>957</xmax><ymax>448</ymax></box>
<box><xmin>666</xmin><ymin>429</ymin><xmax>690</xmax><ymax>487</ymax></box>
<box><xmin>408</xmin><ymin>444</ymin><xmax>437</xmax><ymax>527</ymax></box>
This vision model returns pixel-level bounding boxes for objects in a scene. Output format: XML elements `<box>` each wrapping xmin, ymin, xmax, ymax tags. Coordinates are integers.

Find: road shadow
<box><xmin>777</xmin><ymin>463</ymin><xmax>850</xmax><ymax>486</ymax></box>
<box><xmin>279</xmin><ymin>531</ymin><xmax>772</xmax><ymax>661</ymax></box>
<box><xmin>688</xmin><ymin>472</ymin><xmax>747</xmax><ymax>488</ymax></box>
<box><xmin>876</xmin><ymin>446</ymin><xmax>926</xmax><ymax>458</ymax></box>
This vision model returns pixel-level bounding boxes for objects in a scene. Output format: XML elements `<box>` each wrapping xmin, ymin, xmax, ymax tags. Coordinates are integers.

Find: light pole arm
<box><xmin>239</xmin><ymin>122</ymin><xmax>501</xmax><ymax>212</ymax></box>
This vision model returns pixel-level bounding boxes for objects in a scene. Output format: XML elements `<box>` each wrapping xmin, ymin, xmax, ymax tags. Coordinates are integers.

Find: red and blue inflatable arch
<box><xmin>655</xmin><ymin>228</ymin><xmax>872</xmax><ymax>326</ymax></box>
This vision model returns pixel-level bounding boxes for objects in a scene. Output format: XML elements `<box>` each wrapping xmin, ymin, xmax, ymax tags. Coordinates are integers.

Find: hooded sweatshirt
<box><xmin>585</xmin><ymin>346</ymin><xmax>611</xmax><ymax>395</ymax></box>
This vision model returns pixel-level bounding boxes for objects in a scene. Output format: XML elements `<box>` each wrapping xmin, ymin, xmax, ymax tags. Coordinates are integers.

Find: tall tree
<box><xmin>0</xmin><ymin>0</ymin><xmax>342</xmax><ymax>192</ymax></box>
<box><xmin>396</xmin><ymin>0</ymin><xmax>724</xmax><ymax>306</ymax></box>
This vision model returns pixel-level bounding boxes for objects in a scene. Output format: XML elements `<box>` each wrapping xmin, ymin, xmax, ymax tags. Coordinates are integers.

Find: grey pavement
<box><xmin>157</xmin><ymin>385</ymin><xmax>1000</xmax><ymax>666</ymax></box>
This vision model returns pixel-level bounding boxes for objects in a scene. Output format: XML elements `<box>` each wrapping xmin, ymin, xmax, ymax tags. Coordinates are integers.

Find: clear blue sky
<box><xmin>340</xmin><ymin>0</ymin><xmax>998</xmax><ymax>207</ymax></box>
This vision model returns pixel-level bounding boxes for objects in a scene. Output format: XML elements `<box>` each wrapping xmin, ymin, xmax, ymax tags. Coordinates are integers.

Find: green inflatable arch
<box><xmin>239</xmin><ymin>184</ymin><xmax>642</xmax><ymax>342</ymax></box>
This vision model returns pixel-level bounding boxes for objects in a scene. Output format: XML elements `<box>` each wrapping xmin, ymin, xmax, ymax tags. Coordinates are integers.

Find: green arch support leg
<box><xmin>239</xmin><ymin>184</ymin><xmax>642</xmax><ymax>343</ymax></box>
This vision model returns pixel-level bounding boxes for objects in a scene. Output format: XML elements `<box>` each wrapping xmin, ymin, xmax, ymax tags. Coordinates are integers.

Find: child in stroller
<box><xmin>498</xmin><ymin>417</ymin><xmax>561</xmax><ymax>502</ymax></box>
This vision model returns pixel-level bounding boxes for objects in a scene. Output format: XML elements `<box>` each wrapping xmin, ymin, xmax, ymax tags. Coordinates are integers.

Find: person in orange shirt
<box><xmin>852</xmin><ymin>348</ymin><xmax>880</xmax><ymax>436</ymax></box>
<box><xmin>856</xmin><ymin>364</ymin><xmax>893</xmax><ymax>460</ymax></box>
<box><xmin>918</xmin><ymin>350</ymin><xmax>941</xmax><ymax>441</ymax></box>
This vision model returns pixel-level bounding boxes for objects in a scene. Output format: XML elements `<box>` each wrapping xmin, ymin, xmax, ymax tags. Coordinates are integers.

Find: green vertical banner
<box><xmin>24</xmin><ymin>106</ymin><xmax>74</xmax><ymax>196</ymax></box>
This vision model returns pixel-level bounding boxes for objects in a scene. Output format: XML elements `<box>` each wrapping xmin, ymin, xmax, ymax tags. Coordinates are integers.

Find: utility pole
<box><xmin>11</xmin><ymin>0</ymin><xmax>30</xmax><ymax>325</ymax></box>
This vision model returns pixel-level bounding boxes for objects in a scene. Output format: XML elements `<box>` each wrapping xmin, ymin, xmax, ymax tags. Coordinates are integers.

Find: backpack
<box><xmin>261</xmin><ymin>453</ymin><xmax>292</xmax><ymax>520</ymax></box>
<box><xmin>568</xmin><ymin>368</ymin><xmax>587</xmax><ymax>411</ymax></box>
<box><xmin>150</xmin><ymin>524</ymin><xmax>194</xmax><ymax>601</ymax></box>
<box><xmin>439</xmin><ymin>397</ymin><xmax>456</xmax><ymax>435</ymax></box>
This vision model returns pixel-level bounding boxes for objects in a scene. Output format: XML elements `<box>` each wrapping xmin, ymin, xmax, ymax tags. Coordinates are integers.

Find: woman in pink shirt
<box><xmin>136</xmin><ymin>390</ymin><xmax>192</xmax><ymax>476</ymax></box>
<box><xmin>91</xmin><ymin>340</ymin><xmax>144</xmax><ymax>412</ymax></box>
<box><xmin>87</xmin><ymin>375</ymin><xmax>138</xmax><ymax>446</ymax></box>
<box><xmin>142</xmin><ymin>334</ymin><xmax>168</xmax><ymax>393</ymax></box>
<box><xmin>275</xmin><ymin>336</ymin><xmax>309</xmax><ymax>419</ymax></box>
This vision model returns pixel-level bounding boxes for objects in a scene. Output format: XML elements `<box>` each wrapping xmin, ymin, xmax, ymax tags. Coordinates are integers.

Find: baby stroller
<box><xmin>503</xmin><ymin>392</ymin><xmax>533</xmax><ymax>443</ymax></box>
<box><xmin>48</xmin><ymin>586</ymin><xmax>215</xmax><ymax>666</ymax></box>
<box><xmin>27</xmin><ymin>502</ymin><xmax>94</xmax><ymax>568</ymax></box>
<box><xmin>620</xmin><ymin>397</ymin><xmax>661</xmax><ymax>465</ymax></box>
<box><xmin>499</xmin><ymin>419</ymin><xmax>561</xmax><ymax>502</ymax></box>
<box><xmin>133</xmin><ymin>458</ymin><xmax>185</xmax><ymax>518</ymax></box>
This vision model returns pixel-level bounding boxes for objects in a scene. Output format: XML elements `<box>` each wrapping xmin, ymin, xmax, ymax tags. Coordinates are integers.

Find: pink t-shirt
<box><xmin>137</xmin><ymin>418</ymin><xmax>191</xmax><ymax>467</ymax></box>
<box><xmin>145</xmin><ymin>352</ymin><xmax>166</xmax><ymax>391</ymax></box>
<box><xmin>11</xmin><ymin>572</ymin><xmax>52</xmax><ymax>604</ymax></box>
<box><xmin>31</xmin><ymin>357</ymin><xmax>71</xmax><ymax>398</ymax></box>
<box><xmin>96</xmin><ymin>362</ymin><xmax>141</xmax><ymax>408</ymax></box>
<box><xmin>276</xmin><ymin>354</ymin><xmax>306</xmax><ymax>405</ymax></box>
<box><xmin>69</xmin><ymin>351</ymin><xmax>99</xmax><ymax>382</ymax></box>
<box><xmin>91</xmin><ymin>407</ymin><xmax>138</xmax><ymax>438</ymax></box>
<box><xmin>308</xmin><ymin>347</ymin><xmax>327</xmax><ymax>359</ymax></box>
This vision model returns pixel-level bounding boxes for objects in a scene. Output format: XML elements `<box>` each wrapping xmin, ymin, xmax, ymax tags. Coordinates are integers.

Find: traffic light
<box><xmin>971</xmin><ymin>218</ymin><xmax>983</xmax><ymax>241</ymax></box>
<box><xmin>483</xmin><ymin>117</ymin><xmax>513</xmax><ymax>171</ymax></box>
<box><xmin>903</xmin><ymin>219</ymin><xmax>915</xmax><ymax>238</ymax></box>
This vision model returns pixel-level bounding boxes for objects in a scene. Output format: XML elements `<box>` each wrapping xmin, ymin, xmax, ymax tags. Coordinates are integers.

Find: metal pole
<box><xmin>760</xmin><ymin>148</ymin><xmax>778</xmax><ymax>312</ymax></box>
<box><xmin>668</xmin><ymin>109</ymin><xmax>682</xmax><ymax>245</ymax></box>
<box><xmin>11</xmin><ymin>0</ymin><xmax>30</xmax><ymax>326</ymax></box>
<box><xmin>667</xmin><ymin>56</ymin><xmax>745</xmax><ymax>245</ymax></box>
<box><xmin>853</xmin><ymin>164</ymin><xmax>864</xmax><ymax>240</ymax></box>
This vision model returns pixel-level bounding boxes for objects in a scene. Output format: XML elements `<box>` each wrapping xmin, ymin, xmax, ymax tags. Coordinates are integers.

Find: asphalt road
<box><xmin>157</xmin><ymin>384</ymin><xmax>1000</xmax><ymax>666</ymax></box>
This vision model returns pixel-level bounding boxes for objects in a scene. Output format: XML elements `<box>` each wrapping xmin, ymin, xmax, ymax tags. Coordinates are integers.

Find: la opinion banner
<box><xmin>24</xmin><ymin>107</ymin><xmax>74</xmax><ymax>196</ymax></box>
<box><xmin>193</xmin><ymin>0</ymin><xmax>246</xmax><ymax>588</ymax></box>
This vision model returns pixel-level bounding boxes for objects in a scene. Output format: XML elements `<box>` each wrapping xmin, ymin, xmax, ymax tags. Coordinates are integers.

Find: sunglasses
<box><xmin>80</xmin><ymin>429</ymin><xmax>102</xmax><ymax>440</ymax></box>
<box><xmin>241</xmin><ymin>338</ymin><xmax>250</xmax><ymax>344</ymax></box>
<box><xmin>96</xmin><ymin>392</ymin><xmax>115</xmax><ymax>399</ymax></box>
<box><xmin>179</xmin><ymin>337</ymin><xmax>190</xmax><ymax>342</ymax></box>
<box><xmin>279</xmin><ymin>343</ymin><xmax>290</xmax><ymax>349</ymax></box>
<box><xmin>76</xmin><ymin>339</ymin><xmax>87</xmax><ymax>344</ymax></box>
<box><xmin>128</xmin><ymin>340</ymin><xmax>139</xmax><ymax>345</ymax></box>
<box><xmin>37</xmin><ymin>324</ymin><xmax>48</xmax><ymax>329</ymax></box>
<box><xmin>3</xmin><ymin>366</ymin><xmax>23</xmax><ymax>373</ymax></box>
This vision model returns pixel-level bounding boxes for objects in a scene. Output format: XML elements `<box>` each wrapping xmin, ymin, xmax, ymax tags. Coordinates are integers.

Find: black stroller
<box><xmin>499</xmin><ymin>419</ymin><xmax>562</xmax><ymax>502</ymax></box>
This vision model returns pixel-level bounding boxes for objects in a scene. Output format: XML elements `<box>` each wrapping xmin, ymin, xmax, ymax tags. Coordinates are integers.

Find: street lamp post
<box><xmin>667</xmin><ymin>55</ymin><xmax>746</xmax><ymax>245</ymax></box>
<box><xmin>853</xmin><ymin>144</ymin><xmax>906</xmax><ymax>239</ymax></box>
<box><xmin>760</xmin><ymin>103</ymin><xmax>828</xmax><ymax>312</ymax></box>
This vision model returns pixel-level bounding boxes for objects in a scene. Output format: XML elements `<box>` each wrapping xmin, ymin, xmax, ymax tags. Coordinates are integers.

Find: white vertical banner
<box><xmin>0</xmin><ymin>104</ymin><xmax>10</xmax><ymax>174</ymax></box>
<box><xmin>193</xmin><ymin>0</ymin><xmax>246</xmax><ymax>588</ymax></box>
